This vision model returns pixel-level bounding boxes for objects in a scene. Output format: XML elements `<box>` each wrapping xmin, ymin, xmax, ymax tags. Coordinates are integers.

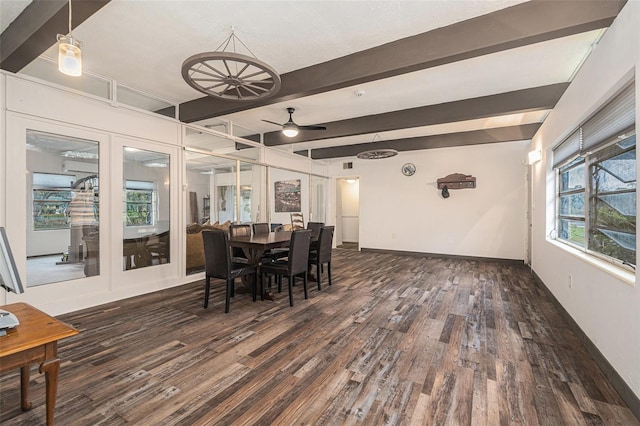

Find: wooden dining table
<box><xmin>228</xmin><ymin>231</ymin><xmax>318</xmax><ymax>300</ymax></box>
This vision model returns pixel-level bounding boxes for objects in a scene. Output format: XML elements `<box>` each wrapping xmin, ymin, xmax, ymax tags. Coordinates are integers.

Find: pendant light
<box><xmin>57</xmin><ymin>0</ymin><xmax>82</xmax><ymax>77</ymax></box>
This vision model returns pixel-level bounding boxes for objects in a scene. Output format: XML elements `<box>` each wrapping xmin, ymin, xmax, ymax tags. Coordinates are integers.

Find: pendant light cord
<box><xmin>68</xmin><ymin>0</ymin><xmax>73</xmax><ymax>35</ymax></box>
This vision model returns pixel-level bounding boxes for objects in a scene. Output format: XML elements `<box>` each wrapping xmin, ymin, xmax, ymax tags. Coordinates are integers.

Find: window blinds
<box><xmin>552</xmin><ymin>129</ymin><xmax>581</xmax><ymax>169</ymax></box>
<box><xmin>582</xmin><ymin>82</ymin><xmax>635</xmax><ymax>153</ymax></box>
<box><xmin>552</xmin><ymin>81</ymin><xmax>635</xmax><ymax>168</ymax></box>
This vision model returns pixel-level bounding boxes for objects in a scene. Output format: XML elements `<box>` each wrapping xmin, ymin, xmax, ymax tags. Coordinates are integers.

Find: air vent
<box><xmin>343</xmin><ymin>162</ymin><xmax>353</xmax><ymax>169</ymax></box>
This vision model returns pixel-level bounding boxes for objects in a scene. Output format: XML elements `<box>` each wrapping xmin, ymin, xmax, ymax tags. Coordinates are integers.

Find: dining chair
<box><xmin>306</xmin><ymin>221</ymin><xmax>324</xmax><ymax>234</ymax></box>
<box><xmin>306</xmin><ymin>221</ymin><xmax>324</xmax><ymax>252</ymax></box>
<box><xmin>260</xmin><ymin>229</ymin><xmax>311</xmax><ymax>307</ymax></box>
<box><xmin>252</xmin><ymin>223</ymin><xmax>270</xmax><ymax>235</ymax></box>
<box><xmin>202</xmin><ymin>229</ymin><xmax>257</xmax><ymax>313</ymax></box>
<box><xmin>229</xmin><ymin>224</ymin><xmax>251</xmax><ymax>263</ymax></box>
<box><xmin>290</xmin><ymin>212</ymin><xmax>305</xmax><ymax>230</ymax></box>
<box><xmin>308</xmin><ymin>226</ymin><xmax>334</xmax><ymax>290</ymax></box>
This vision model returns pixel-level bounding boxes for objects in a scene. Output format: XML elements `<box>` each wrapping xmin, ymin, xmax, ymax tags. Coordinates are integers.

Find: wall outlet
<box><xmin>569</xmin><ymin>275</ymin><xmax>573</xmax><ymax>289</ymax></box>
<box><xmin>391</xmin><ymin>233</ymin><xmax>396</xmax><ymax>239</ymax></box>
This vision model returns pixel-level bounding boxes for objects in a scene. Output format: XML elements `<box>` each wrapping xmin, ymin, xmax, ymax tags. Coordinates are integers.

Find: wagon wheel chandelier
<box><xmin>181</xmin><ymin>29</ymin><xmax>281</xmax><ymax>101</ymax></box>
<box><xmin>356</xmin><ymin>134</ymin><xmax>399</xmax><ymax>159</ymax></box>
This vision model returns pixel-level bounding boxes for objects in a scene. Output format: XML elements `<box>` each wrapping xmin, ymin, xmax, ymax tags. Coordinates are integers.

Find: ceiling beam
<box><xmin>1</xmin><ymin>0</ymin><xmax>111</xmax><ymax>73</ymax></box>
<box><xmin>310</xmin><ymin>124</ymin><xmax>541</xmax><ymax>160</ymax></box>
<box><xmin>263</xmin><ymin>83</ymin><xmax>567</xmax><ymax>146</ymax></box>
<box><xmin>178</xmin><ymin>0</ymin><xmax>626</xmax><ymax>123</ymax></box>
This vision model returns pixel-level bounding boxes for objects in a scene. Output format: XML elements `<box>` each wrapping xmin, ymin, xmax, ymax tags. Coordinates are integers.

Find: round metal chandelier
<box><xmin>356</xmin><ymin>149</ymin><xmax>398</xmax><ymax>160</ymax></box>
<box><xmin>182</xmin><ymin>30</ymin><xmax>281</xmax><ymax>102</ymax></box>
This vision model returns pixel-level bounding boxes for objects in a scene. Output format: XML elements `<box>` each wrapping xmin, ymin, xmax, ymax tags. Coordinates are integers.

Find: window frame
<box><xmin>555</xmin><ymin>131</ymin><xmax>636</xmax><ymax>272</ymax></box>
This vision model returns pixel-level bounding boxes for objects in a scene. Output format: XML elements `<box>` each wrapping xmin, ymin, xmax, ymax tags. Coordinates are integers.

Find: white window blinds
<box><xmin>552</xmin><ymin>81</ymin><xmax>635</xmax><ymax>168</ymax></box>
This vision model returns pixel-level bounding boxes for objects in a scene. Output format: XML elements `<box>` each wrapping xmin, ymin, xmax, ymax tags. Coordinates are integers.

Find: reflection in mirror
<box><xmin>184</xmin><ymin>152</ymin><xmax>237</xmax><ymax>275</ymax></box>
<box><xmin>123</xmin><ymin>147</ymin><xmax>170</xmax><ymax>271</ymax></box>
<box><xmin>310</xmin><ymin>175</ymin><xmax>328</xmax><ymax>223</ymax></box>
<box><xmin>184</xmin><ymin>127</ymin><xmax>260</xmax><ymax>161</ymax></box>
<box><xmin>25</xmin><ymin>130</ymin><xmax>100</xmax><ymax>286</ymax></box>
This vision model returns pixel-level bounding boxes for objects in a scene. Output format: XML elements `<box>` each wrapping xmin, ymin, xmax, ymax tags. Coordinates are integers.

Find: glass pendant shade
<box><xmin>57</xmin><ymin>34</ymin><xmax>82</xmax><ymax>77</ymax></box>
<box><xmin>282</xmin><ymin>124</ymin><xmax>299</xmax><ymax>138</ymax></box>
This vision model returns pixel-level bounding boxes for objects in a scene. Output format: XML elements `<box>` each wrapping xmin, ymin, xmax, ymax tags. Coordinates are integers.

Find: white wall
<box><xmin>330</xmin><ymin>141</ymin><xmax>528</xmax><ymax>260</ymax></box>
<box><xmin>530</xmin><ymin>1</ymin><xmax>639</xmax><ymax>399</ymax></box>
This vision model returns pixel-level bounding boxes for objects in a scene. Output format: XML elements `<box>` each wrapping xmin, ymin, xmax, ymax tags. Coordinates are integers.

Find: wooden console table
<box><xmin>0</xmin><ymin>302</ymin><xmax>79</xmax><ymax>425</ymax></box>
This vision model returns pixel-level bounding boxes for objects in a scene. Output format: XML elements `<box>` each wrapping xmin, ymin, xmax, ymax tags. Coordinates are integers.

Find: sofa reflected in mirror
<box><xmin>186</xmin><ymin>221</ymin><xmax>231</xmax><ymax>274</ymax></box>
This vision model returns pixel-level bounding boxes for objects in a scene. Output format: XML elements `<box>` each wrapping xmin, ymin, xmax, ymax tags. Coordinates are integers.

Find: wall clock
<box><xmin>401</xmin><ymin>163</ymin><xmax>416</xmax><ymax>176</ymax></box>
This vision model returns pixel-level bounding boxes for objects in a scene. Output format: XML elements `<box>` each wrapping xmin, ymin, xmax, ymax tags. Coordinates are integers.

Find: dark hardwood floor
<box><xmin>1</xmin><ymin>249</ymin><xmax>638</xmax><ymax>425</ymax></box>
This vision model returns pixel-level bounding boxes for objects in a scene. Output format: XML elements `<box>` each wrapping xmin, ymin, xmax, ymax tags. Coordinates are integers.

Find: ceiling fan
<box><xmin>262</xmin><ymin>107</ymin><xmax>326</xmax><ymax>138</ymax></box>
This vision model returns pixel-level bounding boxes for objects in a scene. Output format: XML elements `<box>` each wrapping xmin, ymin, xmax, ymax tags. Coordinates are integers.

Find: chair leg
<box><xmin>225</xmin><ymin>279</ymin><xmax>233</xmax><ymax>313</ymax></box>
<box><xmin>328</xmin><ymin>262</ymin><xmax>332</xmax><ymax>286</ymax></box>
<box><xmin>316</xmin><ymin>262</ymin><xmax>322</xmax><ymax>291</ymax></box>
<box><xmin>252</xmin><ymin>273</ymin><xmax>257</xmax><ymax>302</ymax></box>
<box><xmin>288</xmin><ymin>275</ymin><xmax>294</xmax><ymax>307</ymax></box>
<box><xmin>259</xmin><ymin>272</ymin><xmax>264</xmax><ymax>301</ymax></box>
<box><xmin>277</xmin><ymin>275</ymin><xmax>282</xmax><ymax>293</ymax></box>
<box><xmin>303</xmin><ymin>272</ymin><xmax>308</xmax><ymax>300</ymax></box>
<box><xmin>204</xmin><ymin>275</ymin><xmax>211</xmax><ymax>308</ymax></box>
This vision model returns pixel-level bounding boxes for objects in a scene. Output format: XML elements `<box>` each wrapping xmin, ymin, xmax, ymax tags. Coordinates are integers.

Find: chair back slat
<box><xmin>288</xmin><ymin>229</ymin><xmax>311</xmax><ymax>275</ymax></box>
<box><xmin>290</xmin><ymin>212</ymin><xmax>305</xmax><ymax>230</ymax></box>
<box><xmin>202</xmin><ymin>230</ymin><xmax>231</xmax><ymax>279</ymax></box>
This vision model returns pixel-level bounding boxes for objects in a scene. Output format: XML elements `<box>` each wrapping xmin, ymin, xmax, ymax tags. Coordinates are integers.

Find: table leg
<box><xmin>20</xmin><ymin>365</ymin><xmax>32</xmax><ymax>411</ymax></box>
<box><xmin>39</xmin><ymin>358</ymin><xmax>60</xmax><ymax>426</ymax></box>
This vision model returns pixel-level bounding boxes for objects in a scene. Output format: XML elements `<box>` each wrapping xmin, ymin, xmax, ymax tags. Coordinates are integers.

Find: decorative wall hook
<box><xmin>437</xmin><ymin>173</ymin><xmax>476</xmax><ymax>190</ymax></box>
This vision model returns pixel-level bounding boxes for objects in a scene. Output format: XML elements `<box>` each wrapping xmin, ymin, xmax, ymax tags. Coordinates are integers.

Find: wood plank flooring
<box><xmin>1</xmin><ymin>249</ymin><xmax>638</xmax><ymax>425</ymax></box>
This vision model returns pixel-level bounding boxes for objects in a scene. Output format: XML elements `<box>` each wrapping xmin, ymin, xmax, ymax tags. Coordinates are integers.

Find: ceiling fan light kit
<box><xmin>182</xmin><ymin>29</ymin><xmax>281</xmax><ymax>101</ymax></box>
<box><xmin>57</xmin><ymin>0</ymin><xmax>82</xmax><ymax>77</ymax></box>
<box><xmin>262</xmin><ymin>107</ymin><xmax>326</xmax><ymax>137</ymax></box>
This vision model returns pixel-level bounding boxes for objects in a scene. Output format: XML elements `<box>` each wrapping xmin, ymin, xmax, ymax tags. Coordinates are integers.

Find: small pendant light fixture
<box><xmin>57</xmin><ymin>0</ymin><xmax>82</xmax><ymax>77</ymax></box>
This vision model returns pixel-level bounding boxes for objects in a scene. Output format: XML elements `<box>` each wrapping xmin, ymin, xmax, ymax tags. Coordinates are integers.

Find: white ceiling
<box><xmin>1</xmin><ymin>0</ymin><xmax>609</xmax><ymax>157</ymax></box>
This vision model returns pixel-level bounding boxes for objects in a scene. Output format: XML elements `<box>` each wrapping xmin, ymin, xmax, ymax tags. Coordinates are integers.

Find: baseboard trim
<box><xmin>531</xmin><ymin>270</ymin><xmax>640</xmax><ymax>422</ymax></box>
<box><xmin>359</xmin><ymin>247</ymin><xmax>523</xmax><ymax>265</ymax></box>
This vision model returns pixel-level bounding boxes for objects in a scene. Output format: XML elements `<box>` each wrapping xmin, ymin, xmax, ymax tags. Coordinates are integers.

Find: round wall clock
<box><xmin>402</xmin><ymin>163</ymin><xmax>416</xmax><ymax>176</ymax></box>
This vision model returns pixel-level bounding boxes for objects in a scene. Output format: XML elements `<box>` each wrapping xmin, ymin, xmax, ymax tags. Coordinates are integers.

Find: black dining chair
<box><xmin>260</xmin><ymin>229</ymin><xmax>311</xmax><ymax>307</ymax></box>
<box><xmin>306</xmin><ymin>221</ymin><xmax>324</xmax><ymax>252</ymax></box>
<box><xmin>202</xmin><ymin>230</ymin><xmax>257</xmax><ymax>313</ymax></box>
<box><xmin>306</xmin><ymin>221</ymin><xmax>324</xmax><ymax>234</ymax></box>
<box><xmin>229</xmin><ymin>224</ymin><xmax>251</xmax><ymax>263</ymax></box>
<box><xmin>252</xmin><ymin>223</ymin><xmax>270</xmax><ymax>235</ymax></box>
<box><xmin>308</xmin><ymin>226</ymin><xmax>334</xmax><ymax>290</ymax></box>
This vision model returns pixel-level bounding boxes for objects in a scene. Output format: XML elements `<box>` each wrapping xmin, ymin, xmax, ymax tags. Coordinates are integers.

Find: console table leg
<box><xmin>40</xmin><ymin>358</ymin><xmax>60</xmax><ymax>426</ymax></box>
<box><xmin>20</xmin><ymin>365</ymin><xmax>32</xmax><ymax>411</ymax></box>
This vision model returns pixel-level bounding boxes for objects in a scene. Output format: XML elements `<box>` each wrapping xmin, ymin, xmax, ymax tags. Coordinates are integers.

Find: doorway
<box><xmin>336</xmin><ymin>178</ymin><xmax>359</xmax><ymax>250</ymax></box>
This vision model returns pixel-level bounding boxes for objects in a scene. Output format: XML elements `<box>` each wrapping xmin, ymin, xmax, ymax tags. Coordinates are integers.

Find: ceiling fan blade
<box><xmin>298</xmin><ymin>125</ymin><xmax>327</xmax><ymax>131</ymax></box>
<box><xmin>261</xmin><ymin>119</ymin><xmax>284</xmax><ymax>127</ymax></box>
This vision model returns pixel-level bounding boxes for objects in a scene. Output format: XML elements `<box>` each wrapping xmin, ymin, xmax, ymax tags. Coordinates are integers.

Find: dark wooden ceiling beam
<box><xmin>310</xmin><ymin>124</ymin><xmax>540</xmax><ymax>160</ymax></box>
<box><xmin>1</xmin><ymin>0</ymin><xmax>111</xmax><ymax>73</ymax></box>
<box><xmin>263</xmin><ymin>83</ymin><xmax>567</xmax><ymax>146</ymax></box>
<box><xmin>178</xmin><ymin>0</ymin><xmax>626</xmax><ymax>123</ymax></box>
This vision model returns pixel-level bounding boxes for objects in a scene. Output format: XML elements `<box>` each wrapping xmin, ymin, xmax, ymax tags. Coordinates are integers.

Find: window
<box><xmin>125</xmin><ymin>180</ymin><xmax>156</xmax><ymax>226</ymax></box>
<box><xmin>32</xmin><ymin>173</ymin><xmax>75</xmax><ymax>230</ymax></box>
<box><xmin>554</xmin><ymin>81</ymin><xmax>635</xmax><ymax>269</ymax></box>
